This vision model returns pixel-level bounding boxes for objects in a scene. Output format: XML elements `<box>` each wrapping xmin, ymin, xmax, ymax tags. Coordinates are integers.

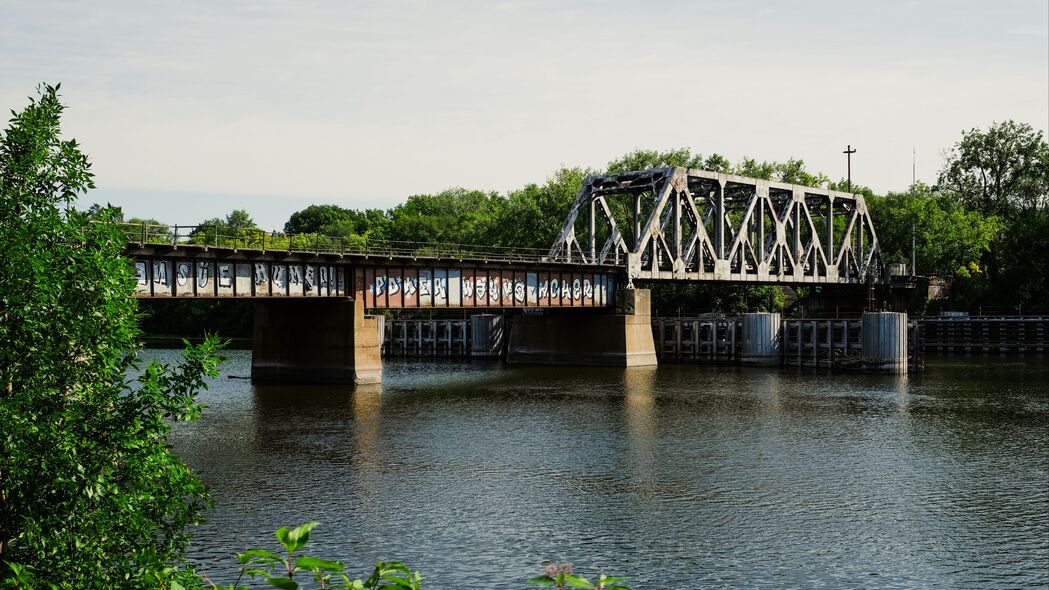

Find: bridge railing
<box><xmin>114</xmin><ymin>222</ymin><xmax>591</xmax><ymax>265</ymax></box>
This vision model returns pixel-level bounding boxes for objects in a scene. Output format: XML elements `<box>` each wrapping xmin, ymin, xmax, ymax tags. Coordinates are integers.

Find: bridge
<box><xmin>122</xmin><ymin>168</ymin><xmax>891</xmax><ymax>384</ymax></box>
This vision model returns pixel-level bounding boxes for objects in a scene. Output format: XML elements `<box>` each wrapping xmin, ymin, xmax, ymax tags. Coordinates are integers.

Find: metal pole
<box><xmin>843</xmin><ymin>145</ymin><xmax>857</xmax><ymax>193</ymax></box>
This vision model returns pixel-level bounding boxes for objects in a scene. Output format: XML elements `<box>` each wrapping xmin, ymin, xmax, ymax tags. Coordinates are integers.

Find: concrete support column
<box><xmin>506</xmin><ymin>288</ymin><xmax>657</xmax><ymax>367</ymax></box>
<box><xmin>861</xmin><ymin>312</ymin><xmax>908</xmax><ymax>374</ymax></box>
<box><xmin>251</xmin><ymin>298</ymin><xmax>382</xmax><ymax>385</ymax></box>
<box><xmin>740</xmin><ymin>312</ymin><xmax>782</xmax><ymax>365</ymax></box>
<box><xmin>470</xmin><ymin>314</ymin><xmax>505</xmax><ymax>358</ymax></box>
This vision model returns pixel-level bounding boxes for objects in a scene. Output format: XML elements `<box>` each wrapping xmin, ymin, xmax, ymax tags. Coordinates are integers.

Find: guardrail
<box><xmin>114</xmin><ymin>222</ymin><xmax>601</xmax><ymax>265</ymax></box>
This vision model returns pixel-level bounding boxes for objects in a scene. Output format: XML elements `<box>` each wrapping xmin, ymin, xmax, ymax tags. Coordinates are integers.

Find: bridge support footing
<box><xmin>741</xmin><ymin>312</ymin><xmax>782</xmax><ymax>365</ymax></box>
<box><xmin>861</xmin><ymin>312</ymin><xmax>908</xmax><ymax>374</ymax></box>
<box><xmin>506</xmin><ymin>288</ymin><xmax>657</xmax><ymax>367</ymax></box>
<box><xmin>251</xmin><ymin>299</ymin><xmax>382</xmax><ymax>385</ymax></box>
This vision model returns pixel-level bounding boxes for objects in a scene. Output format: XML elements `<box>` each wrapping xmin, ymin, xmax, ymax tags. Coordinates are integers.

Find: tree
<box><xmin>0</xmin><ymin>85</ymin><xmax>221</xmax><ymax>588</ymax></box>
<box><xmin>940</xmin><ymin>120</ymin><xmax>1049</xmax><ymax>217</ymax></box>
<box><xmin>868</xmin><ymin>182</ymin><xmax>1001</xmax><ymax>280</ymax></box>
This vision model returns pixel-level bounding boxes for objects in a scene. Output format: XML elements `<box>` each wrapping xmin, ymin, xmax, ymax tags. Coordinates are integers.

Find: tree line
<box><xmin>130</xmin><ymin>123</ymin><xmax>1047</xmax><ymax>315</ymax></box>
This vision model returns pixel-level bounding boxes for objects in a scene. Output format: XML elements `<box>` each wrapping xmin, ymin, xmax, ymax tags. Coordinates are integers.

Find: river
<box><xmin>166</xmin><ymin>350</ymin><xmax>1049</xmax><ymax>589</ymax></box>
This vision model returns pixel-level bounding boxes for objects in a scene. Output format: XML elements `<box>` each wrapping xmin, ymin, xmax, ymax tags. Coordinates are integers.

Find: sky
<box><xmin>3</xmin><ymin>0</ymin><xmax>1047</xmax><ymax>230</ymax></box>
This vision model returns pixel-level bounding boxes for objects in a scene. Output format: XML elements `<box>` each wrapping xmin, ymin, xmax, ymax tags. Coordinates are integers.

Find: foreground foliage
<box><xmin>0</xmin><ymin>85</ymin><xmax>223</xmax><ymax>588</ymax></box>
<box><xmin>163</xmin><ymin>523</ymin><xmax>629</xmax><ymax>590</ymax></box>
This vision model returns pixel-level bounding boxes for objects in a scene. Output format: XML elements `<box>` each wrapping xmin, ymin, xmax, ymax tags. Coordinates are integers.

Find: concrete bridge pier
<box><xmin>740</xmin><ymin>312</ymin><xmax>782</xmax><ymax>365</ymax></box>
<box><xmin>251</xmin><ymin>299</ymin><xmax>382</xmax><ymax>385</ymax></box>
<box><xmin>506</xmin><ymin>288</ymin><xmax>658</xmax><ymax>367</ymax></box>
<box><xmin>861</xmin><ymin>312</ymin><xmax>908</xmax><ymax>374</ymax></box>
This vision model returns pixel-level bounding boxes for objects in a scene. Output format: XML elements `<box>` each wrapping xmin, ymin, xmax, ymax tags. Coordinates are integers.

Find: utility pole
<box><xmin>912</xmin><ymin>145</ymin><xmax>916</xmax><ymax>187</ymax></box>
<box><xmin>843</xmin><ymin>144</ymin><xmax>857</xmax><ymax>192</ymax></box>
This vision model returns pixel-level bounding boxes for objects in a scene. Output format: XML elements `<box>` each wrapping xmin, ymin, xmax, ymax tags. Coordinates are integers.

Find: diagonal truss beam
<box><xmin>547</xmin><ymin>167</ymin><xmax>886</xmax><ymax>285</ymax></box>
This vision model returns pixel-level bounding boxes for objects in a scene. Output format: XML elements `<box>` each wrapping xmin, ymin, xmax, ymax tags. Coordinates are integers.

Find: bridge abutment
<box><xmin>251</xmin><ymin>299</ymin><xmax>382</xmax><ymax>385</ymax></box>
<box><xmin>506</xmin><ymin>288</ymin><xmax>658</xmax><ymax>367</ymax></box>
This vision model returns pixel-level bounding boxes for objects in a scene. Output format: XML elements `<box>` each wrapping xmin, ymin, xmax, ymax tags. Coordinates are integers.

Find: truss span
<box><xmin>548</xmin><ymin>167</ymin><xmax>886</xmax><ymax>285</ymax></box>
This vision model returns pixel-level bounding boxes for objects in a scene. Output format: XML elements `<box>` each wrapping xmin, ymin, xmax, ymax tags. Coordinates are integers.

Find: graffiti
<box><xmin>319</xmin><ymin>266</ymin><xmax>329</xmax><ymax>288</ymax></box>
<box><xmin>371</xmin><ymin>276</ymin><xmax>386</xmax><ymax>296</ymax></box>
<box><xmin>475</xmin><ymin>277</ymin><xmax>487</xmax><ymax>300</ymax></box>
<box><xmin>134</xmin><ymin>262</ymin><xmax>147</xmax><ymax>285</ymax></box>
<box><xmin>153</xmin><ymin>261</ymin><xmax>168</xmax><ymax>285</ymax></box>
<box><xmin>583</xmin><ymin>278</ymin><xmax>593</xmax><ymax>300</ymax></box>
<box><xmin>197</xmin><ymin>264</ymin><xmax>210</xmax><ymax>288</ymax></box>
<box><xmin>272</xmin><ymin>265</ymin><xmax>286</xmax><ymax>289</ymax></box>
<box><xmin>462</xmin><ymin>277</ymin><xmax>474</xmax><ymax>298</ymax></box>
<box><xmin>254</xmin><ymin>263</ymin><xmax>268</xmax><ymax>285</ymax></box>
<box><xmin>289</xmin><ymin>266</ymin><xmax>303</xmax><ymax>287</ymax></box>
<box><xmin>219</xmin><ymin>264</ymin><xmax>232</xmax><ymax>288</ymax></box>
<box><xmin>176</xmin><ymin>262</ymin><xmax>191</xmax><ymax>286</ymax></box>
<box><xmin>514</xmin><ymin>279</ymin><xmax>525</xmax><ymax>303</ymax></box>
<box><xmin>550</xmin><ymin>279</ymin><xmax>560</xmax><ymax>298</ymax></box>
<box><xmin>572</xmin><ymin>279</ymin><xmax>581</xmax><ymax>301</ymax></box>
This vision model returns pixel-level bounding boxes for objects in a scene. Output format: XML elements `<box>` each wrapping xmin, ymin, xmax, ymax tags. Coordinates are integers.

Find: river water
<box><xmin>166</xmin><ymin>350</ymin><xmax>1049</xmax><ymax>589</ymax></box>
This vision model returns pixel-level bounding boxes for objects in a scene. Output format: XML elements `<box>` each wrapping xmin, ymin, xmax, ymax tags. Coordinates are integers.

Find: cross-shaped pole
<box><xmin>843</xmin><ymin>144</ymin><xmax>857</xmax><ymax>193</ymax></box>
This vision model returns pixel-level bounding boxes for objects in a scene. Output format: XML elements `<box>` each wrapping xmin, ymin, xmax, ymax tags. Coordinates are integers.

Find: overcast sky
<box><xmin>4</xmin><ymin>0</ymin><xmax>1047</xmax><ymax>229</ymax></box>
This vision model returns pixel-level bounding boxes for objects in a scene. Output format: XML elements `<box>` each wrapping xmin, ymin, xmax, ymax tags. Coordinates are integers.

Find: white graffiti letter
<box><xmin>371</xmin><ymin>276</ymin><xmax>386</xmax><ymax>296</ymax></box>
<box><xmin>176</xmin><ymin>262</ymin><xmax>191</xmax><ymax>286</ymax></box>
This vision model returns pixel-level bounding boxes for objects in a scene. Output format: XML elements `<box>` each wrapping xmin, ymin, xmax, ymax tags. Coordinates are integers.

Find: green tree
<box><xmin>869</xmin><ymin>182</ymin><xmax>1001</xmax><ymax>279</ymax></box>
<box><xmin>0</xmin><ymin>85</ymin><xmax>221</xmax><ymax>588</ymax></box>
<box><xmin>940</xmin><ymin>120</ymin><xmax>1049</xmax><ymax>217</ymax></box>
<box><xmin>938</xmin><ymin>121</ymin><xmax>1049</xmax><ymax>307</ymax></box>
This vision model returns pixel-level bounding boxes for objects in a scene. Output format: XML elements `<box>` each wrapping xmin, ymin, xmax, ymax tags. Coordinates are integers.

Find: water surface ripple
<box><xmin>167</xmin><ymin>352</ymin><xmax>1049</xmax><ymax>589</ymax></box>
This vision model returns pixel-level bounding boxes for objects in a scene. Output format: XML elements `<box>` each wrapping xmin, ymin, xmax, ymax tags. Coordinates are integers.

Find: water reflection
<box><xmin>163</xmin><ymin>351</ymin><xmax>1049</xmax><ymax>589</ymax></box>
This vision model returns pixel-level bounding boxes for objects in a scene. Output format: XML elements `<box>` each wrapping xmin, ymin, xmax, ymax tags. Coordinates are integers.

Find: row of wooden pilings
<box><xmin>653</xmin><ymin>313</ymin><xmax>918</xmax><ymax>373</ymax></box>
<box><xmin>380</xmin><ymin>312</ymin><xmax>915</xmax><ymax>373</ymax></box>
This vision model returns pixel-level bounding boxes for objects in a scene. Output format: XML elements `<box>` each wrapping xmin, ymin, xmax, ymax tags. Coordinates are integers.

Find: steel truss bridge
<box><xmin>120</xmin><ymin>167</ymin><xmax>886</xmax><ymax>307</ymax></box>
<box><xmin>548</xmin><ymin>167</ymin><xmax>885</xmax><ymax>285</ymax></box>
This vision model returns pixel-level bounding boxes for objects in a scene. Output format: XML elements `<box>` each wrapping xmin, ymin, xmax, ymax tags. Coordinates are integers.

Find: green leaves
<box><xmin>0</xmin><ymin>85</ymin><xmax>222</xmax><ymax>588</ymax></box>
<box><xmin>275</xmin><ymin>522</ymin><xmax>319</xmax><ymax>554</ymax></box>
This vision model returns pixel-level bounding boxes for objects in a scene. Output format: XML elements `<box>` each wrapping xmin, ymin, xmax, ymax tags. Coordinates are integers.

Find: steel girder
<box><xmin>547</xmin><ymin>167</ymin><xmax>886</xmax><ymax>285</ymax></box>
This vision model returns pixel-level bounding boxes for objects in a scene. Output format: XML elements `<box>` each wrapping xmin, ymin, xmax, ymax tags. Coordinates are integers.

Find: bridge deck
<box><xmin>126</xmin><ymin>243</ymin><xmax>619</xmax><ymax>308</ymax></box>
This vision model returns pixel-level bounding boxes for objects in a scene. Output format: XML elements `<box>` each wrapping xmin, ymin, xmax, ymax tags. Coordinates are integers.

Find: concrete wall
<box><xmin>251</xmin><ymin>299</ymin><xmax>382</xmax><ymax>385</ymax></box>
<box><xmin>506</xmin><ymin>289</ymin><xmax>657</xmax><ymax>367</ymax></box>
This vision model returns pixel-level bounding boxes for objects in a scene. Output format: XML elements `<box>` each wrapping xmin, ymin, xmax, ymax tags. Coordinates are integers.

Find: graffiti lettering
<box><xmin>538</xmin><ymin>280</ymin><xmax>549</xmax><ymax>298</ymax></box>
<box><xmin>420</xmin><ymin>275</ymin><xmax>431</xmax><ymax>296</ymax></box>
<box><xmin>197</xmin><ymin>264</ymin><xmax>210</xmax><ymax>288</ymax></box>
<box><xmin>388</xmin><ymin>277</ymin><xmax>401</xmax><ymax>295</ymax></box>
<box><xmin>289</xmin><ymin>266</ymin><xmax>303</xmax><ymax>286</ymax></box>
<box><xmin>573</xmin><ymin>279</ymin><xmax>581</xmax><ymax>301</ymax></box>
<box><xmin>219</xmin><ymin>264</ymin><xmax>232</xmax><ymax>288</ymax></box>
<box><xmin>319</xmin><ymin>266</ymin><xmax>330</xmax><ymax>288</ymax></box>
<box><xmin>475</xmin><ymin>278</ymin><xmax>487</xmax><ymax>300</ymax></box>
<box><xmin>153</xmin><ymin>261</ymin><xmax>168</xmax><ymax>285</ymax></box>
<box><xmin>550</xmin><ymin>279</ymin><xmax>560</xmax><ymax>298</ymax></box>
<box><xmin>176</xmin><ymin>262</ymin><xmax>191</xmax><ymax>286</ymax></box>
<box><xmin>434</xmin><ymin>277</ymin><xmax>447</xmax><ymax>300</ymax></box>
<box><xmin>463</xmin><ymin>277</ymin><xmax>474</xmax><ymax>298</ymax></box>
<box><xmin>514</xmin><ymin>279</ymin><xmax>525</xmax><ymax>303</ymax></box>
<box><xmin>134</xmin><ymin>262</ymin><xmax>147</xmax><ymax>285</ymax></box>
<box><xmin>404</xmin><ymin>277</ymin><xmax>417</xmax><ymax>296</ymax></box>
<box><xmin>254</xmin><ymin>263</ymin><xmax>268</xmax><ymax>285</ymax></box>
<box><xmin>371</xmin><ymin>276</ymin><xmax>386</xmax><ymax>296</ymax></box>
<box><xmin>304</xmin><ymin>266</ymin><xmax>315</xmax><ymax>290</ymax></box>
<box><xmin>583</xmin><ymin>278</ymin><xmax>593</xmax><ymax>300</ymax></box>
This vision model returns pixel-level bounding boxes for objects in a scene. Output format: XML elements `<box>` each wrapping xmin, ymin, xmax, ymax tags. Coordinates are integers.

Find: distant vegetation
<box><xmin>115</xmin><ymin>121</ymin><xmax>1047</xmax><ymax>320</ymax></box>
